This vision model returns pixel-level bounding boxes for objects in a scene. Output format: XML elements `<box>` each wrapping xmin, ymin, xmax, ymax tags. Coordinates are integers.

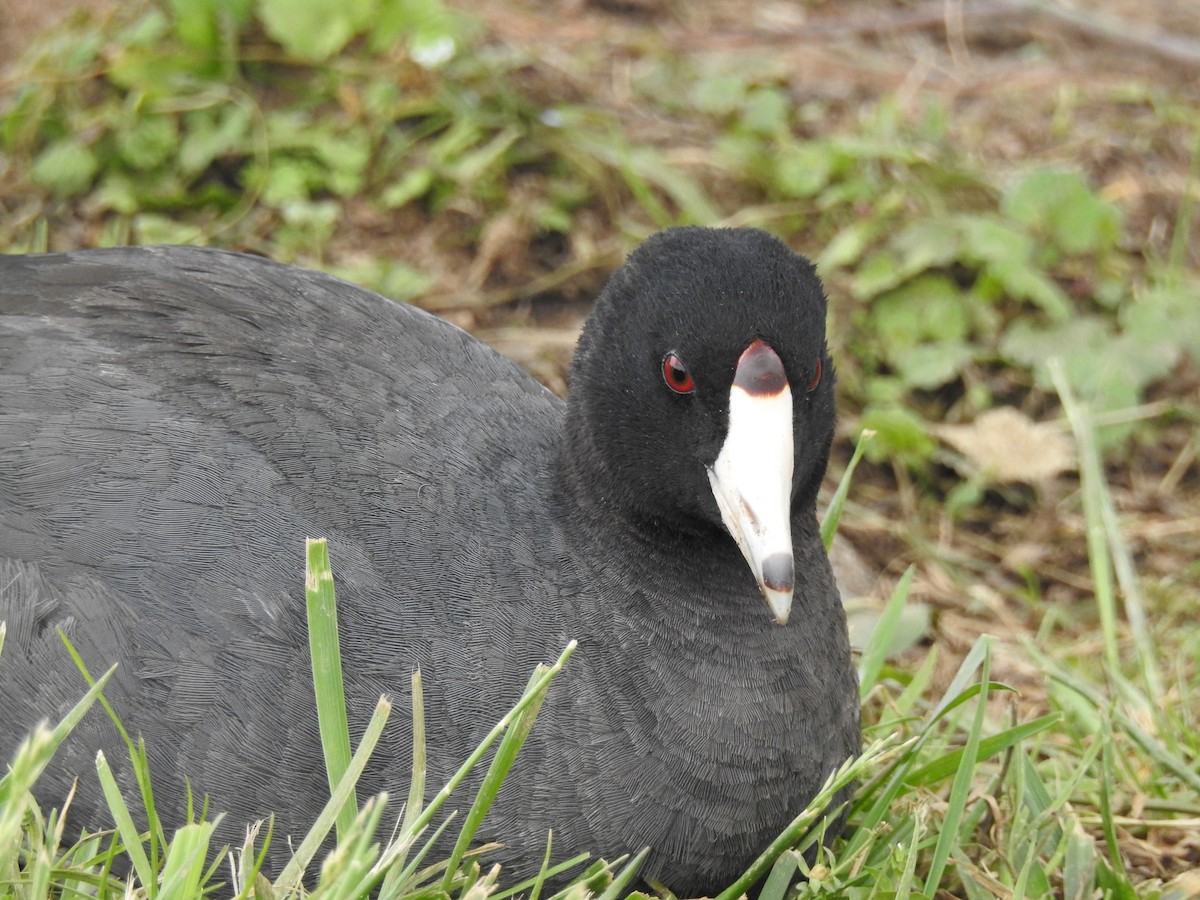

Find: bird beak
<box><xmin>707</xmin><ymin>340</ymin><xmax>795</xmax><ymax>625</ymax></box>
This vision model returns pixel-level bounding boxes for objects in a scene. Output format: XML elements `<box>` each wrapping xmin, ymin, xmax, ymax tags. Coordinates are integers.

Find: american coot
<box><xmin>0</xmin><ymin>227</ymin><xmax>859</xmax><ymax>895</ymax></box>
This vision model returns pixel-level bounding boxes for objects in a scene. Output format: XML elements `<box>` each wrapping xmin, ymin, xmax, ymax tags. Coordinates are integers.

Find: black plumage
<box><xmin>0</xmin><ymin>227</ymin><xmax>859</xmax><ymax>895</ymax></box>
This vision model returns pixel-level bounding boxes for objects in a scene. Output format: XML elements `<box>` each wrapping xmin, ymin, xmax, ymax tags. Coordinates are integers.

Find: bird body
<box><xmin>0</xmin><ymin>229</ymin><xmax>859</xmax><ymax>895</ymax></box>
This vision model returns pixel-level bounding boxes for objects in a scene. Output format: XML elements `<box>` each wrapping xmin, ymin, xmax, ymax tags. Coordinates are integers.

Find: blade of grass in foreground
<box><xmin>756</xmin><ymin>847</ymin><xmax>800</xmax><ymax>900</ymax></box>
<box><xmin>904</xmin><ymin>713</ymin><xmax>1059</xmax><ymax>788</ymax></box>
<box><xmin>157</xmin><ymin>819</ymin><xmax>219</xmax><ymax>900</ymax></box>
<box><xmin>821</xmin><ymin>429</ymin><xmax>873</xmax><ymax>552</ymax></box>
<box><xmin>714</xmin><ymin>735</ymin><xmax>906</xmax><ymax>900</ymax></box>
<box><xmin>440</xmin><ymin>664</ymin><xmax>555</xmax><ymax>893</ymax></box>
<box><xmin>1050</xmin><ymin>359</ymin><xmax>1164</xmax><ymax>705</ymax></box>
<box><xmin>857</xmin><ymin>564</ymin><xmax>914</xmax><ymax>699</ymax></box>
<box><xmin>846</xmin><ymin>635</ymin><xmax>998</xmax><ymax>859</ymax></box>
<box><xmin>923</xmin><ymin>640</ymin><xmax>990</xmax><ymax>895</ymax></box>
<box><xmin>61</xmin><ymin>634</ymin><xmax>168</xmax><ymax>863</ymax></box>
<box><xmin>273</xmin><ymin>694</ymin><xmax>392</xmax><ymax>891</ymax></box>
<box><xmin>96</xmin><ymin>749</ymin><xmax>156</xmax><ymax>894</ymax></box>
<box><xmin>398</xmin><ymin>641</ymin><xmax>577</xmax><ymax>851</ymax></box>
<box><xmin>0</xmin><ymin>662</ymin><xmax>115</xmax><ymax>803</ymax></box>
<box><xmin>401</xmin><ymin>669</ymin><xmax>427</xmax><ymax>837</ymax></box>
<box><xmin>307</xmin><ymin>537</ymin><xmax>357</xmax><ymax>843</ymax></box>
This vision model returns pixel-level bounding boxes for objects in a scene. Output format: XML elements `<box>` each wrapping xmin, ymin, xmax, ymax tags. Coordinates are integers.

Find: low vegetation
<box><xmin>1</xmin><ymin>0</ymin><xmax>1197</xmax><ymax>896</ymax></box>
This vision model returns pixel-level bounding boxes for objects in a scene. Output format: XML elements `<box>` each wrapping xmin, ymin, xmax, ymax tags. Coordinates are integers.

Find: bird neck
<box><xmin>553</xmin><ymin>413</ymin><xmax>773</xmax><ymax>635</ymax></box>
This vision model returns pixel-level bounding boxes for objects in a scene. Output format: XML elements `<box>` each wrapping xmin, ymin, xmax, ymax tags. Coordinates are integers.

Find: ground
<box><xmin>1</xmin><ymin>0</ymin><xmax>1198</xmax><ymax>888</ymax></box>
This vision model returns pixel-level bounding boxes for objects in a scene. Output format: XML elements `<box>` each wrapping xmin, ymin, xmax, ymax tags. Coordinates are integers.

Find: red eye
<box><xmin>662</xmin><ymin>353</ymin><xmax>695</xmax><ymax>394</ymax></box>
<box><xmin>807</xmin><ymin>357</ymin><xmax>823</xmax><ymax>391</ymax></box>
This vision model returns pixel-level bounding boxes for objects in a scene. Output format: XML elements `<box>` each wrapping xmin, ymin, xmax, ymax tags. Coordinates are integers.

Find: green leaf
<box><xmin>1002</xmin><ymin>316</ymin><xmax>1175</xmax><ymax>433</ymax></box>
<box><xmin>773</xmin><ymin>142</ymin><xmax>834</xmax><ymax>199</ymax></box>
<box><xmin>958</xmin><ymin>214</ymin><xmax>1033</xmax><ymax>268</ymax></box>
<box><xmin>818</xmin><ymin>220</ymin><xmax>876</xmax><ymax>271</ymax></box>
<box><xmin>873</xmin><ymin>274</ymin><xmax>970</xmax><ymax>350</ymax></box>
<box><xmin>94</xmin><ymin>172</ymin><xmax>141</xmax><ymax>215</ymax></box>
<box><xmin>1122</xmin><ymin>281</ymin><xmax>1200</xmax><ymax>367</ymax></box>
<box><xmin>261</xmin><ymin>159</ymin><xmax>316</xmax><ymax>205</ymax></box>
<box><xmin>324</xmin><ymin>260</ymin><xmax>434</xmax><ymax>302</ymax></box>
<box><xmin>179</xmin><ymin>107</ymin><xmax>250</xmax><ymax>176</ymax></box>
<box><xmin>890</xmin><ymin>217</ymin><xmax>963</xmax><ymax>274</ymax></box>
<box><xmin>117</xmin><ymin>115</ymin><xmax>179</xmax><ymax>171</ymax></box>
<box><xmin>859</xmin><ymin>406</ymin><xmax>935</xmax><ymax>469</ymax></box>
<box><xmin>314</xmin><ymin>129</ymin><xmax>373</xmax><ymax>196</ymax></box>
<box><xmin>132</xmin><ymin>214</ymin><xmax>203</xmax><ymax>246</ymax></box>
<box><xmin>983</xmin><ymin>261</ymin><xmax>1073</xmax><ymax>319</ymax></box>
<box><xmin>256</xmin><ymin>0</ymin><xmax>377</xmax><ymax>61</ymax></box>
<box><xmin>381</xmin><ymin>168</ymin><xmax>435</xmax><ymax>208</ymax></box>
<box><xmin>168</xmin><ymin>0</ymin><xmax>254</xmax><ymax>52</ymax></box>
<box><xmin>690</xmin><ymin>71</ymin><xmax>748</xmax><ymax>116</ymax></box>
<box><xmin>371</xmin><ymin>0</ymin><xmax>462</xmax><ymax>61</ymax></box>
<box><xmin>741</xmin><ymin>86</ymin><xmax>790</xmax><ymax>136</ymax></box>
<box><xmin>891</xmin><ymin>341</ymin><xmax>974</xmax><ymax>389</ymax></box>
<box><xmin>1003</xmin><ymin>167</ymin><xmax>1122</xmax><ymax>255</ymax></box>
<box><xmin>30</xmin><ymin>138</ymin><xmax>99</xmax><ymax>195</ymax></box>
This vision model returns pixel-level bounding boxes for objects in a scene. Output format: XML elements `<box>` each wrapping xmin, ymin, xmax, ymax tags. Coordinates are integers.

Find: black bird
<box><xmin>0</xmin><ymin>227</ymin><xmax>859</xmax><ymax>896</ymax></box>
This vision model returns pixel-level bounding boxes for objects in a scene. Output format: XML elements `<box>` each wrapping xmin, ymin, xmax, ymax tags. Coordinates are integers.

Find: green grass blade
<box><xmin>95</xmin><ymin>749</ymin><xmax>156</xmax><ymax>895</ymax></box>
<box><xmin>274</xmin><ymin>694</ymin><xmax>392</xmax><ymax>890</ymax></box>
<box><xmin>59</xmin><ymin>633</ymin><xmax>168</xmax><ymax>856</ymax></box>
<box><xmin>440</xmin><ymin>662</ymin><xmax>554</xmax><ymax>893</ymax></box>
<box><xmin>234</xmin><ymin>818</ymin><xmax>274</xmax><ymax>900</ymax></box>
<box><xmin>399</xmin><ymin>642</ymin><xmax>576</xmax><ymax>847</ymax></box>
<box><xmin>821</xmin><ymin>428</ymin><xmax>873</xmax><ymax>551</ymax></box>
<box><xmin>1097</xmin><ymin>736</ymin><xmax>1131</xmax><ymax>888</ymax></box>
<box><xmin>1051</xmin><ymin>359</ymin><xmax>1164</xmax><ymax>703</ymax></box>
<box><xmin>594</xmin><ymin>847</ymin><xmax>650</xmax><ymax>900</ymax></box>
<box><xmin>892</xmin><ymin>644</ymin><xmax>938</xmax><ymax>717</ymax></box>
<box><xmin>402</xmin><ymin>669</ymin><xmax>427</xmax><ymax>836</ymax></box>
<box><xmin>715</xmin><ymin>735</ymin><xmax>904</xmax><ymax>900</ymax></box>
<box><xmin>375</xmin><ymin>812</ymin><xmax>459</xmax><ymax>899</ymax></box>
<box><xmin>312</xmin><ymin>795</ymin><xmax>388</xmax><ymax>897</ymax></box>
<box><xmin>527</xmin><ymin>831</ymin><xmax>555</xmax><ymax>900</ymax></box>
<box><xmin>489</xmin><ymin>850</ymin><xmax>593</xmax><ymax>900</ymax></box>
<box><xmin>757</xmin><ymin>849</ymin><xmax>800</xmax><ymax>900</ymax></box>
<box><xmin>905</xmin><ymin>713</ymin><xmax>1060</xmax><ymax>787</ymax></box>
<box><xmin>923</xmin><ymin>638</ymin><xmax>992</xmax><ymax>894</ymax></box>
<box><xmin>847</xmin><ymin>639</ymin><xmax>993</xmax><ymax>849</ymax></box>
<box><xmin>306</xmin><ymin>537</ymin><xmax>357</xmax><ymax>843</ymax></box>
<box><xmin>0</xmin><ymin>662</ymin><xmax>115</xmax><ymax>801</ymax></box>
<box><xmin>158</xmin><ymin>819</ymin><xmax>219</xmax><ymax>900</ymax></box>
<box><xmin>1063</xmin><ymin>816</ymin><xmax>1097</xmax><ymax>900</ymax></box>
<box><xmin>1031</xmin><ymin>645</ymin><xmax>1200</xmax><ymax>794</ymax></box>
<box><xmin>858</xmin><ymin>564</ymin><xmax>914</xmax><ymax>698</ymax></box>
<box><xmin>377</xmin><ymin>669</ymin><xmax>429</xmax><ymax>893</ymax></box>
<box><xmin>928</xmin><ymin>636</ymin><xmax>998</xmax><ymax>721</ymax></box>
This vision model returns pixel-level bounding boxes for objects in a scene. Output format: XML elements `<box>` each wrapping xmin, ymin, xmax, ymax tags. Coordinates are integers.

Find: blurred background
<box><xmin>1</xmin><ymin>0</ymin><xmax>1197</xmax><ymax>894</ymax></box>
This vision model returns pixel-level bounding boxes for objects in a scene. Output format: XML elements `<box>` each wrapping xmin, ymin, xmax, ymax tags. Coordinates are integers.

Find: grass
<box><xmin>1</xmin><ymin>0</ymin><xmax>1198</xmax><ymax>895</ymax></box>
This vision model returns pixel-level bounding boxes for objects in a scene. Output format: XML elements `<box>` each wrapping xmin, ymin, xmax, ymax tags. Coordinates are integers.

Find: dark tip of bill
<box><xmin>761</xmin><ymin>552</ymin><xmax>794</xmax><ymax>592</ymax></box>
<box><xmin>734</xmin><ymin>339</ymin><xmax>788</xmax><ymax>397</ymax></box>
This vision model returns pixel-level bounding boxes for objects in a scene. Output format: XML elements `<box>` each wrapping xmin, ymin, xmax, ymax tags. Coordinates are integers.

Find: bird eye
<box><xmin>807</xmin><ymin>358</ymin><xmax>823</xmax><ymax>392</ymax></box>
<box><xmin>662</xmin><ymin>353</ymin><xmax>695</xmax><ymax>394</ymax></box>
